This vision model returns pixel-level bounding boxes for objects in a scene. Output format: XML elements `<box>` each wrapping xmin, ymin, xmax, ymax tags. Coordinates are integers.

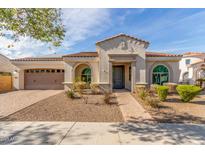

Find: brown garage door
<box><xmin>24</xmin><ymin>69</ymin><xmax>64</xmax><ymax>90</ymax></box>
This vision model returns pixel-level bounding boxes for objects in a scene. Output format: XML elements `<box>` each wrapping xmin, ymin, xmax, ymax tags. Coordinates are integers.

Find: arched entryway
<box><xmin>152</xmin><ymin>65</ymin><xmax>169</xmax><ymax>85</ymax></box>
<box><xmin>74</xmin><ymin>64</ymin><xmax>92</xmax><ymax>83</ymax></box>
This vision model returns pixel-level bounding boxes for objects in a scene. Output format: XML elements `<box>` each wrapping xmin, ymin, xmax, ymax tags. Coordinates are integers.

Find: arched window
<box><xmin>81</xmin><ymin>68</ymin><xmax>91</xmax><ymax>83</ymax></box>
<box><xmin>152</xmin><ymin>65</ymin><xmax>169</xmax><ymax>85</ymax></box>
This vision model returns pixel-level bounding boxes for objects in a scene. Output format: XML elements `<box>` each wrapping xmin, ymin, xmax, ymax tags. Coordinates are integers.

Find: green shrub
<box><xmin>67</xmin><ymin>90</ymin><xmax>75</xmax><ymax>99</ymax></box>
<box><xmin>176</xmin><ymin>85</ymin><xmax>202</xmax><ymax>102</ymax></box>
<box><xmin>157</xmin><ymin>85</ymin><xmax>169</xmax><ymax>101</ymax></box>
<box><xmin>144</xmin><ymin>96</ymin><xmax>160</xmax><ymax>108</ymax></box>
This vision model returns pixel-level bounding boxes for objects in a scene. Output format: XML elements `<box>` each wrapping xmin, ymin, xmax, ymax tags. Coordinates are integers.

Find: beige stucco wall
<box><xmin>0</xmin><ymin>54</ymin><xmax>15</xmax><ymax>73</ymax></box>
<box><xmin>63</xmin><ymin>57</ymin><xmax>99</xmax><ymax>84</ymax></box>
<box><xmin>146</xmin><ymin>57</ymin><xmax>181</xmax><ymax>84</ymax></box>
<box><xmin>179</xmin><ymin>56</ymin><xmax>203</xmax><ymax>82</ymax></box>
<box><xmin>124</xmin><ymin>63</ymin><xmax>131</xmax><ymax>90</ymax></box>
<box><xmin>96</xmin><ymin>35</ymin><xmax>147</xmax><ymax>92</ymax></box>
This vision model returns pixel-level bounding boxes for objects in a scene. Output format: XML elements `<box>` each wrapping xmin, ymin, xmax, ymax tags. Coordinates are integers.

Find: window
<box><xmin>81</xmin><ymin>68</ymin><xmax>91</xmax><ymax>83</ymax></box>
<box><xmin>185</xmin><ymin>59</ymin><xmax>191</xmax><ymax>65</ymax></box>
<box><xmin>152</xmin><ymin>65</ymin><xmax>169</xmax><ymax>85</ymax></box>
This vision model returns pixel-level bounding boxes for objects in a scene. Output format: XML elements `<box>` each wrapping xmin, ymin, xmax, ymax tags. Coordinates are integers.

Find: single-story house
<box><xmin>4</xmin><ymin>34</ymin><xmax>183</xmax><ymax>92</ymax></box>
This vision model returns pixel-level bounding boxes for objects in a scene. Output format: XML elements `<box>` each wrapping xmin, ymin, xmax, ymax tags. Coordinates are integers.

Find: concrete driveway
<box><xmin>0</xmin><ymin>122</ymin><xmax>205</xmax><ymax>145</ymax></box>
<box><xmin>0</xmin><ymin>90</ymin><xmax>63</xmax><ymax>118</ymax></box>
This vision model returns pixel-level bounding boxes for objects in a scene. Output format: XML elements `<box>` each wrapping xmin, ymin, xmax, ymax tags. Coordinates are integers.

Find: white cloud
<box><xmin>0</xmin><ymin>35</ymin><xmax>53</xmax><ymax>58</ymax></box>
<box><xmin>0</xmin><ymin>9</ymin><xmax>111</xmax><ymax>58</ymax></box>
<box><xmin>61</xmin><ymin>8</ymin><xmax>111</xmax><ymax>48</ymax></box>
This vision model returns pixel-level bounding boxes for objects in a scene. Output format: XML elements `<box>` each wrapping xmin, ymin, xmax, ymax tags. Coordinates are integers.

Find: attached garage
<box><xmin>24</xmin><ymin>69</ymin><xmax>64</xmax><ymax>90</ymax></box>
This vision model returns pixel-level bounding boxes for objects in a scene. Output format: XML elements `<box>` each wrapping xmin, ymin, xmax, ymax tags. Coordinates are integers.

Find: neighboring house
<box><xmin>2</xmin><ymin>34</ymin><xmax>183</xmax><ymax>92</ymax></box>
<box><xmin>0</xmin><ymin>54</ymin><xmax>15</xmax><ymax>73</ymax></box>
<box><xmin>179</xmin><ymin>52</ymin><xmax>205</xmax><ymax>84</ymax></box>
<box><xmin>0</xmin><ymin>54</ymin><xmax>15</xmax><ymax>92</ymax></box>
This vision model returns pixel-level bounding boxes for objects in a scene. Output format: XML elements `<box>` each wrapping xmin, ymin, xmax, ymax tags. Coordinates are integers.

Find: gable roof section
<box><xmin>96</xmin><ymin>33</ymin><xmax>150</xmax><ymax>48</ymax></box>
<box><xmin>63</xmin><ymin>52</ymin><xmax>98</xmax><ymax>57</ymax></box>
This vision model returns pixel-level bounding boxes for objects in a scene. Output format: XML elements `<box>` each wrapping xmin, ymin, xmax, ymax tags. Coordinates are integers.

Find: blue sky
<box><xmin>1</xmin><ymin>8</ymin><xmax>205</xmax><ymax>58</ymax></box>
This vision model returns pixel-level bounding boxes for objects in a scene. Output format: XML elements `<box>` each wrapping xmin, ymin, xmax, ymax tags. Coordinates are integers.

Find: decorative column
<box><xmin>109</xmin><ymin>61</ymin><xmax>113</xmax><ymax>93</ymax></box>
<box><xmin>131</xmin><ymin>61</ymin><xmax>136</xmax><ymax>92</ymax></box>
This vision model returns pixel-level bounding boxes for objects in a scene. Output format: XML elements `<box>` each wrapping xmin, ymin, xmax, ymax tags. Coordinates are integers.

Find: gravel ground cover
<box><xmin>133</xmin><ymin>91</ymin><xmax>205</xmax><ymax>124</ymax></box>
<box><xmin>1</xmin><ymin>92</ymin><xmax>124</xmax><ymax>122</ymax></box>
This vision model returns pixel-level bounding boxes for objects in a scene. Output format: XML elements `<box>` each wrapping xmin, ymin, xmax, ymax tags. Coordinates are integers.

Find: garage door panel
<box><xmin>24</xmin><ymin>69</ymin><xmax>64</xmax><ymax>90</ymax></box>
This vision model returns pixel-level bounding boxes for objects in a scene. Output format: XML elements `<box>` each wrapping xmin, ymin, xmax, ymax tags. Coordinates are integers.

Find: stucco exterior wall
<box><xmin>96</xmin><ymin>36</ymin><xmax>147</xmax><ymax>89</ymax></box>
<box><xmin>179</xmin><ymin>56</ymin><xmax>203</xmax><ymax>82</ymax></box>
<box><xmin>63</xmin><ymin>57</ymin><xmax>99</xmax><ymax>84</ymax></box>
<box><xmin>0</xmin><ymin>54</ymin><xmax>15</xmax><ymax>73</ymax></box>
<box><xmin>124</xmin><ymin>63</ymin><xmax>131</xmax><ymax>90</ymax></box>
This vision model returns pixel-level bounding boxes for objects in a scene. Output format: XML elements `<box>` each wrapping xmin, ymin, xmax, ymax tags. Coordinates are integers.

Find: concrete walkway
<box><xmin>0</xmin><ymin>90</ymin><xmax>63</xmax><ymax>118</ymax></box>
<box><xmin>1</xmin><ymin>122</ymin><xmax>205</xmax><ymax>145</ymax></box>
<box><xmin>114</xmin><ymin>90</ymin><xmax>152</xmax><ymax>122</ymax></box>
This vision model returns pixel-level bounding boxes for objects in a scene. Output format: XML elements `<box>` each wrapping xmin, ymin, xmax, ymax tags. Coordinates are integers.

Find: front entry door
<box><xmin>113</xmin><ymin>66</ymin><xmax>124</xmax><ymax>89</ymax></box>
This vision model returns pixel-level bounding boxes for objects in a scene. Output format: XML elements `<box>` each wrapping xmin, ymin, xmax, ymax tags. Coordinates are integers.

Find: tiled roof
<box><xmin>146</xmin><ymin>52</ymin><xmax>182</xmax><ymax>57</ymax></box>
<box><xmin>63</xmin><ymin>52</ymin><xmax>98</xmax><ymax>57</ymax></box>
<box><xmin>11</xmin><ymin>57</ymin><xmax>63</xmax><ymax>61</ymax></box>
<box><xmin>183</xmin><ymin>52</ymin><xmax>205</xmax><ymax>57</ymax></box>
<box><xmin>11</xmin><ymin>51</ymin><xmax>182</xmax><ymax>61</ymax></box>
<box><xmin>96</xmin><ymin>33</ymin><xmax>150</xmax><ymax>48</ymax></box>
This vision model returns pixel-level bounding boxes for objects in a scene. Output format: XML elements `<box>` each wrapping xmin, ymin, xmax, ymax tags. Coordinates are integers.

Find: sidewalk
<box><xmin>114</xmin><ymin>90</ymin><xmax>152</xmax><ymax>122</ymax></box>
<box><xmin>1</xmin><ymin>122</ymin><xmax>205</xmax><ymax>145</ymax></box>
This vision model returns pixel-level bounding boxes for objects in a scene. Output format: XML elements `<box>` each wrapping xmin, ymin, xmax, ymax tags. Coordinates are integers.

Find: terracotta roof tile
<box><xmin>11</xmin><ymin>51</ymin><xmax>182</xmax><ymax>61</ymax></box>
<box><xmin>146</xmin><ymin>52</ymin><xmax>182</xmax><ymax>57</ymax></box>
<box><xmin>96</xmin><ymin>33</ymin><xmax>149</xmax><ymax>48</ymax></box>
<box><xmin>11</xmin><ymin>57</ymin><xmax>63</xmax><ymax>61</ymax></box>
<box><xmin>183</xmin><ymin>52</ymin><xmax>205</xmax><ymax>57</ymax></box>
<box><xmin>63</xmin><ymin>52</ymin><xmax>98</xmax><ymax>57</ymax></box>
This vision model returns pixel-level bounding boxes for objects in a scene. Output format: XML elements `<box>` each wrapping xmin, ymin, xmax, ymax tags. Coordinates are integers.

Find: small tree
<box><xmin>0</xmin><ymin>8</ymin><xmax>65</xmax><ymax>47</ymax></box>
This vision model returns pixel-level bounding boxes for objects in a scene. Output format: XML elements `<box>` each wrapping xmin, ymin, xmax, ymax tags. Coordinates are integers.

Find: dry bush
<box><xmin>144</xmin><ymin>96</ymin><xmax>160</xmax><ymax>108</ymax></box>
<box><xmin>135</xmin><ymin>85</ymin><xmax>160</xmax><ymax>108</ymax></box>
<box><xmin>73</xmin><ymin>81</ymin><xmax>86</xmax><ymax>93</ymax></box>
<box><xmin>104</xmin><ymin>92</ymin><xmax>111</xmax><ymax>104</ymax></box>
